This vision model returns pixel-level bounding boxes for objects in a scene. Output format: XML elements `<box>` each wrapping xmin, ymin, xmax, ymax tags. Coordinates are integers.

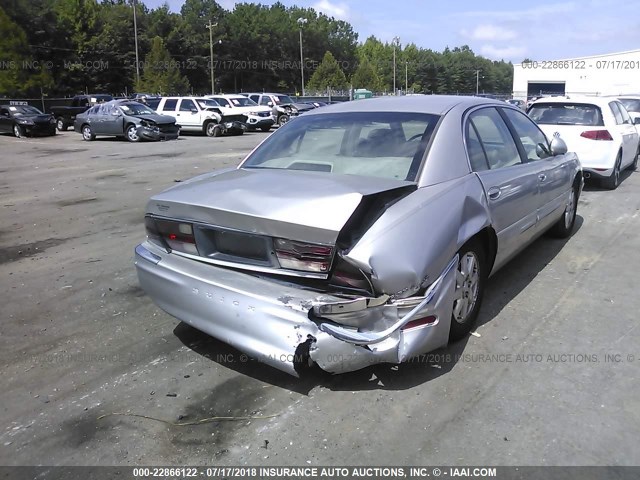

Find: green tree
<box><xmin>139</xmin><ymin>36</ymin><xmax>190</xmax><ymax>94</ymax></box>
<box><xmin>350</xmin><ymin>56</ymin><xmax>380</xmax><ymax>91</ymax></box>
<box><xmin>306</xmin><ymin>51</ymin><xmax>347</xmax><ymax>92</ymax></box>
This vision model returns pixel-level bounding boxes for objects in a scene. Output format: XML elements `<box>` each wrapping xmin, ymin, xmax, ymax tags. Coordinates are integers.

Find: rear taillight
<box><xmin>330</xmin><ymin>258</ymin><xmax>371</xmax><ymax>290</ymax></box>
<box><xmin>401</xmin><ymin>315</ymin><xmax>437</xmax><ymax>331</ymax></box>
<box><xmin>580</xmin><ymin>130</ymin><xmax>613</xmax><ymax>141</ymax></box>
<box><xmin>273</xmin><ymin>238</ymin><xmax>333</xmax><ymax>273</ymax></box>
<box><xmin>145</xmin><ymin>217</ymin><xmax>198</xmax><ymax>255</ymax></box>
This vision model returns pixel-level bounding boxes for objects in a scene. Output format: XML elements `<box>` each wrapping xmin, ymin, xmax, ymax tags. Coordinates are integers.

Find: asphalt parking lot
<box><xmin>1</xmin><ymin>130</ymin><xmax>639</xmax><ymax>467</ymax></box>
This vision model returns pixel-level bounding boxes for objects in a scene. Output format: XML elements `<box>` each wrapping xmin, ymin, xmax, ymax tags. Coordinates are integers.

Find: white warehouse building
<box><xmin>512</xmin><ymin>49</ymin><xmax>640</xmax><ymax>100</ymax></box>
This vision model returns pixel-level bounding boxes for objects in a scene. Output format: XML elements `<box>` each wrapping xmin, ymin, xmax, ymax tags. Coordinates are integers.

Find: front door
<box><xmin>466</xmin><ymin>107</ymin><xmax>544</xmax><ymax>270</ymax></box>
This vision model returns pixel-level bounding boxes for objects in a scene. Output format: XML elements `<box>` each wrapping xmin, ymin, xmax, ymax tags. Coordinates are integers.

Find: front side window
<box><xmin>619</xmin><ymin>98</ymin><xmax>640</xmax><ymax>114</ymax></box>
<box><xmin>502</xmin><ymin>108</ymin><xmax>550</xmax><ymax>161</ymax></box>
<box><xmin>179</xmin><ymin>99</ymin><xmax>196</xmax><ymax>112</ymax></box>
<box><xmin>242</xmin><ymin>112</ymin><xmax>440</xmax><ymax>181</ymax></box>
<box><xmin>468</xmin><ymin>108</ymin><xmax>522</xmax><ymax>170</ymax></box>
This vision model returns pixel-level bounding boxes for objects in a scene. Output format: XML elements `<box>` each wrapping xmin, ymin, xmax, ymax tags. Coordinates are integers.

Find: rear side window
<box><xmin>609</xmin><ymin>102</ymin><xmax>624</xmax><ymax>125</ymax></box>
<box><xmin>528</xmin><ymin>103</ymin><xmax>604</xmax><ymax>126</ymax></box>
<box><xmin>468</xmin><ymin>108</ymin><xmax>522</xmax><ymax>170</ymax></box>
<box><xmin>613</xmin><ymin>102</ymin><xmax>632</xmax><ymax>124</ymax></box>
<box><xmin>162</xmin><ymin>99</ymin><xmax>178</xmax><ymax>112</ymax></box>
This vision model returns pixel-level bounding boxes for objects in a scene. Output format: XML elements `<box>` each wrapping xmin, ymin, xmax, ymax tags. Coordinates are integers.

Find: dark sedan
<box><xmin>0</xmin><ymin>104</ymin><xmax>56</xmax><ymax>138</ymax></box>
<box><xmin>74</xmin><ymin>100</ymin><xmax>180</xmax><ymax>142</ymax></box>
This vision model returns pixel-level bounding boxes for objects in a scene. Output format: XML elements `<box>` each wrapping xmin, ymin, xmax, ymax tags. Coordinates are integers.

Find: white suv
<box><xmin>528</xmin><ymin>96</ymin><xmax>639</xmax><ymax>189</ymax></box>
<box><xmin>206</xmin><ymin>95</ymin><xmax>274</xmax><ymax>132</ymax></box>
<box><xmin>155</xmin><ymin>97</ymin><xmax>226</xmax><ymax>137</ymax></box>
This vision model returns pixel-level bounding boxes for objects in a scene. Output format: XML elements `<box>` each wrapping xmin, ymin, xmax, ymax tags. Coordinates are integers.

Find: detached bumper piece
<box><xmin>135</xmin><ymin>242</ymin><xmax>457</xmax><ymax>376</ymax></box>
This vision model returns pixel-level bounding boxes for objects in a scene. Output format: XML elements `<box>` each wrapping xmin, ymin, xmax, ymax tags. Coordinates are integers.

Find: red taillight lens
<box><xmin>330</xmin><ymin>258</ymin><xmax>371</xmax><ymax>290</ymax></box>
<box><xmin>580</xmin><ymin>130</ymin><xmax>613</xmax><ymax>141</ymax></box>
<box><xmin>274</xmin><ymin>238</ymin><xmax>333</xmax><ymax>273</ymax></box>
<box><xmin>145</xmin><ymin>217</ymin><xmax>198</xmax><ymax>255</ymax></box>
<box><xmin>401</xmin><ymin>315</ymin><xmax>437</xmax><ymax>331</ymax></box>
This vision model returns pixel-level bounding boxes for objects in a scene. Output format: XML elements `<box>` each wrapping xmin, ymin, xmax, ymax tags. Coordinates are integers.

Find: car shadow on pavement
<box><xmin>174</xmin><ymin>216</ymin><xmax>584</xmax><ymax>394</ymax></box>
<box><xmin>582</xmin><ymin>168</ymin><xmax>635</xmax><ymax>191</ymax></box>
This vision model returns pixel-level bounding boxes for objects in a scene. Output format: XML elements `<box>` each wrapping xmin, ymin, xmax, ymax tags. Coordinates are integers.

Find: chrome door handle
<box><xmin>538</xmin><ymin>173</ymin><xmax>547</xmax><ymax>182</ymax></box>
<box><xmin>488</xmin><ymin>187</ymin><xmax>501</xmax><ymax>200</ymax></box>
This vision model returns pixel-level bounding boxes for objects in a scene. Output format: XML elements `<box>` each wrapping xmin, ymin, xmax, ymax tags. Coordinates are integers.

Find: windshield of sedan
<box><xmin>242</xmin><ymin>112</ymin><xmax>440</xmax><ymax>181</ymax></box>
<box><xmin>9</xmin><ymin>106</ymin><xmax>43</xmax><ymax>115</ymax></box>
<box><xmin>119</xmin><ymin>103</ymin><xmax>156</xmax><ymax>115</ymax></box>
<box><xmin>528</xmin><ymin>103</ymin><xmax>604</xmax><ymax>126</ymax></box>
<box><xmin>274</xmin><ymin>95</ymin><xmax>294</xmax><ymax>105</ymax></box>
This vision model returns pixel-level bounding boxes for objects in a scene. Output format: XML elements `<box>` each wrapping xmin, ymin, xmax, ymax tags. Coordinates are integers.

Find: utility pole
<box><xmin>298</xmin><ymin>18</ymin><xmax>308</xmax><ymax>96</ymax></box>
<box><xmin>206</xmin><ymin>21</ymin><xmax>218</xmax><ymax>95</ymax></box>
<box><xmin>392</xmin><ymin>36</ymin><xmax>400</xmax><ymax>95</ymax></box>
<box><xmin>405</xmin><ymin>61</ymin><xmax>408</xmax><ymax>95</ymax></box>
<box><xmin>133</xmin><ymin>0</ymin><xmax>140</xmax><ymax>87</ymax></box>
<box><xmin>475</xmin><ymin>69</ymin><xmax>482</xmax><ymax>95</ymax></box>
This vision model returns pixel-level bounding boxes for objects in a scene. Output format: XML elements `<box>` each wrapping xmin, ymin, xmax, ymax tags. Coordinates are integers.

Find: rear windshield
<box><xmin>528</xmin><ymin>103</ymin><xmax>604</xmax><ymax>126</ymax></box>
<box><xmin>242</xmin><ymin>111</ymin><xmax>440</xmax><ymax>181</ymax></box>
<box><xmin>619</xmin><ymin>98</ymin><xmax>640</xmax><ymax>113</ymax></box>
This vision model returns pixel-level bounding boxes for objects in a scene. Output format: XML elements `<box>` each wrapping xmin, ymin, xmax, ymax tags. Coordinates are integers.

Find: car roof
<box><xmin>211</xmin><ymin>94</ymin><xmax>245</xmax><ymax>98</ymax></box>
<box><xmin>303</xmin><ymin>95</ymin><xmax>507</xmax><ymax>116</ymax></box>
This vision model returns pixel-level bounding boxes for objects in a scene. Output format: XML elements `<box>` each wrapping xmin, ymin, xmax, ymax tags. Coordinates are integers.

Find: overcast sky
<box><xmin>146</xmin><ymin>0</ymin><xmax>640</xmax><ymax>62</ymax></box>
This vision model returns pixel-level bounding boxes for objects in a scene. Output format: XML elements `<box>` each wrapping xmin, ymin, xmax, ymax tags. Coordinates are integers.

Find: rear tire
<box><xmin>548</xmin><ymin>182</ymin><xmax>578</xmax><ymax>238</ymax></box>
<box><xmin>628</xmin><ymin>144</ymin><xmax>639</xmax><ymax>171</ymax></box>
<box><xmin>81</xmin><ymin>124</ymin><xmax>95</xmax><ymax>141</ymax></box>
<box><xmin>602</xmin><ymin>153</ymin><xmax>621</xmax><ymax>190</ymax></box>
<box><xmin>449</xmin><ymin>238</ymin><xmax>487</xmax><ymax>342</ymax></box>
<box><xmin>56</xmin><ymin>118</ymin><xmax>68</xmax><ymax>131</ymax></box>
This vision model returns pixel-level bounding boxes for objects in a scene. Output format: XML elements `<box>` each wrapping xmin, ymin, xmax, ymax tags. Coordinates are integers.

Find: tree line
<box><xmin>0</xmin><ymin>0</ymin><xmax>514</xmax><ymax>97</ymax></box>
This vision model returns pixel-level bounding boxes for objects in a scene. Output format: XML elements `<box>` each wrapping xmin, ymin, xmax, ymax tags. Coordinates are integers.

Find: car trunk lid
<box><xmin>147</xmin><ymin>168</ymin><xmax>416</xmax><ymax>246</ymax></box>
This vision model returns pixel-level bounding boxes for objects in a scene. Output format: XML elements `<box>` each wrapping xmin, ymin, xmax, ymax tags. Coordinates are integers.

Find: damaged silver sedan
<box><xmin>135</xmin><ymin>96</ymin><xmax>582</xmax><ymax>376</ymax></box>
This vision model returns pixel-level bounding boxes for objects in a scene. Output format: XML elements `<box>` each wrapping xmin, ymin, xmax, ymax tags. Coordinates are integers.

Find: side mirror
<box><xmin>633</xmin><ymin>116</ymin><xmax>640</xmax><ymax>125</ymax></box>
<box><xmin>550</xmin><ymin>133</ymin><xmax>568</xmax><ymax>156</ymax></box>
<box><xmin>191</xmin><ymin>108</ymin><xmax>198</xmax><ymax>113</ymax></box>
<box><xmin>111</xmin><ymin>110</ymin><xmax>122</xmax><ymax>116</ymax></box>
<box><xmin>535</xmin><ymin>142</ymin><xmax>551</xmax><ymax>159</ymax></box>
<box><xmin>267</xmin><ymin>102</ymin><xmax>273</xmax><ymax>107</ymax></box>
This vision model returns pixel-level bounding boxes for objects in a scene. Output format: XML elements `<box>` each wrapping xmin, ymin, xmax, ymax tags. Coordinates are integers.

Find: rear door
<box><xmin>610</xmin><ymin>101</ymin><xmax>638</xmax><ymax>168</ymax></box>
<box><xmin>467</xmin><ymin>107</ymin><xmax>544</xmax><ymax>269</ymax></box>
